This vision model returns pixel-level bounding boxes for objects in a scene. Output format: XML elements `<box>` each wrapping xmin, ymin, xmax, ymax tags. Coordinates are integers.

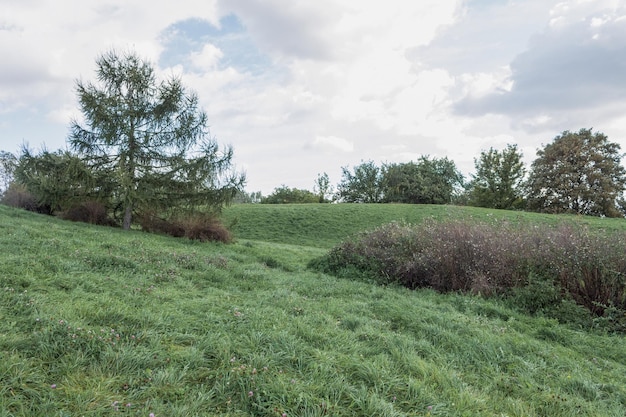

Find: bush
<box><xmin>1</xmin><ymin>183</ymin><xmax>45</xmax><ymax>213</ymax></box>
<box><xmin>61</xmin><ymin>200</ymin><xmax>117</xmax><ymax>226</ymax></box>
<box><xmin>309</xmin><ymin>220</ymin><xmax>626</xmax><ymax>331</ymax></box>
<box><xmin>139</xmin><ymin>212</ymin><xmax>232</xmax><ymax>243</ymax></box>
<box><xmin>138</xmin><ymin>212</ymin><xmax>185</xmax><ymax>237</ymax></box>
<box><xmin>180</xmin><ymin>215</ymin><xmax>232</xmax><ymax>243</ymax></box>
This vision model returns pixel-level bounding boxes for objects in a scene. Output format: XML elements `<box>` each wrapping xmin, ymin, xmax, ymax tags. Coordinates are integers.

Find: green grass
<box><xmin>1</xmin><ymin>204</ymin><xmax>626</xmax><ymax>416</ymax></box>
<box><xmin>221</xmin><ymin>203</ymin><xmax>626</xmax><ymax>248</ymax></box>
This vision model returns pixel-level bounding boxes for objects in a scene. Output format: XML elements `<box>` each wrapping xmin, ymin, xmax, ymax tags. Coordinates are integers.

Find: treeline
<box><xmin>247</xmin><ymin>129</ymin><xmax>626</xmax><ymax>218</ymax></box>
<box><xmin>1</xmin><ymin>50</ymin><xmax>625</xmax><ymax>221</ymax></box>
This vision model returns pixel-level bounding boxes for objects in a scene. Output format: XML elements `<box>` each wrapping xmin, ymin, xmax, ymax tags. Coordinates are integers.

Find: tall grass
<box><xmin>1</xmin><ymin>204</ymin><xmax>626</xmax><ymax>416</ymax></box>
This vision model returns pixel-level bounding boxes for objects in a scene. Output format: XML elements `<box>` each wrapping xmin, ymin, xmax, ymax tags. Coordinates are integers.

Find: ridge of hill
<box><xmin>221</xmin><ymin>203</ymin><xmax>626</xmax><ymax>248</ymax></box>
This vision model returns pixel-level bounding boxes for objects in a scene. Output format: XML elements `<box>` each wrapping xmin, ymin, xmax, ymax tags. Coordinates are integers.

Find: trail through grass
<box><xmin>1</xmin><ymin>204</ymin><xmax>625</xmax><ymax>416</ymax></box>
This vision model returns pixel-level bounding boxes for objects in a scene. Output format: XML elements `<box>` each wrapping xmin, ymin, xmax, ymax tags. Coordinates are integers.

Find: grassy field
<box><xmin>221</xmin><ymin>203</ymin><xmax>626</xmax><ymax>248</ymax></box>
<box><xmin>1</xmin><ymin>203</ymin><xmax>625</xmax><ymax>416</ymax></box>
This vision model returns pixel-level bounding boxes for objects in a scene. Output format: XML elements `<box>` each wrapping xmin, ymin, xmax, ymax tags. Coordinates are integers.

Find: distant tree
<box><xmin>233</xmin><ymin>190</ymin><xmax>262</xmax><ymax>204</ymax></box>
<box><xmin>382</xmin><ymin>157</ymin><xmax>464</xmax><ymax>204</ymax></box>
<box><xmin>0</xmin><ymin>150</ymin><xmax>17</xmax><ymax>195</ymax></box>
<box><xmin>380</xmin><ymin>162</ymin><xmax>421</xmax><ymax>203</ymax></box>
<box><xmin>416</xmin><ymin>156</ymin><xmax>464</xmax><ymax>204</ymax></box>
<box><xmin>261</xmin><ymin>185</ymin><xmax>318</xmax><ymax>204</ymax></box>
<box><xmin>526</xmin><ymin>128</ymin><xmax>626</xmax><ymax>217</ymax></box>
<box><xmin>70</xmin><ymin>50</ymin><xmax>244</xmax><ymax>230</ymax></box>
<box><xmin>337</xmin><ymin>160</ymin><xmax>383</xmax><ymax>203</ymax></box>
<box><xmin>314</xmin><ymin>172</ymin><xmax>334</xmax><ymax>203</ymax></box>
<box><xmin>468</xmin><ymin>144</ymin><xmax>526</xmax><ymax>209</ymax></box>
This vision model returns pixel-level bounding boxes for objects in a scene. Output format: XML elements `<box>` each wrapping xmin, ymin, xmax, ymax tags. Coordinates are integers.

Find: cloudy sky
<box><xmin>1</xmin><ymin>0</ymin><xmax>626</xmax><ymax>194</ymax></box>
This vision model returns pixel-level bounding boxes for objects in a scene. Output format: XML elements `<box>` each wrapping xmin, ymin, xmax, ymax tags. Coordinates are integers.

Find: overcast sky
<box><xmin>2</xmin><ymin>0</ymin><xmax>626</xmax><ymax>194</ymax></box>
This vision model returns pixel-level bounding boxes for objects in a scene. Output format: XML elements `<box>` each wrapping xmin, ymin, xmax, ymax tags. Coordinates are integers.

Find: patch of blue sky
<box><xmin>465</xmin><ymin>0</ymin><xmax>510</xmax><ymax>10</ymax></box>
<box><xmin>159</xmin><ymin>14</ymin><xmax>273</xmax><ymax>77</ymax></box>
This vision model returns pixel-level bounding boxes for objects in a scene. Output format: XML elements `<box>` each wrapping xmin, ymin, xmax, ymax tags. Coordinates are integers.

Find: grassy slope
<box><xmin>221</xmin><ymin>203</ymin><xmax>626</xmax><ymax>248</ymax></box>
<box><xmin>0</xmin><ymin>204</ymin><xmax>625</xmax><ymax>416</ymax></box>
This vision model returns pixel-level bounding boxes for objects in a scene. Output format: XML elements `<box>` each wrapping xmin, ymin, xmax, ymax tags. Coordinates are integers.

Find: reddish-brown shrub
<box><xmin>139</xmin><ymin>213</ymin><xmax>185</xmax><ymax>237</ymax></box>
<box><xmin>61</xmin><ymin>201</ymin><xmax>117</xmax><ymax>226</ymax></box>
<box><xmin>139</xmin><ymin>212</ymin><xmax>232</xmax><ymax>243</ymax></box>
<box><xmin>310</xmin><ymin>220</ymin><xmax>626</xmax><ymax>329</ymax></box>
<box><xmin>180</xmin><ymin>215</ymin><xmax>232</xmax><ymax>243</ymax></box>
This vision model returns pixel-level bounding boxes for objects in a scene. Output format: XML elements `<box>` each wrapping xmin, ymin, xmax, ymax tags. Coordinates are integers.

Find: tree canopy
<box><xmin>526</xmin><ymin>128</ymin><xmax>626</xmax><ymax>217</ymax></box>
<box><xmin>382</xmin><ymin>157</ymin><xmax>464</xmax><ymax>204</ymax></box>
<box><xmin>468</xmin><ymin>144</ymin><xmax>525</xmax><ymax>210</ymax></box>
<box><xmin>337</xmin><ymin>160</ymin><xmax>383</xmax><ymax>203</ymax></box>
<box><xmin>261</xmin><ymin>185</ymin><xmax>319</xmax><ymax>204</ymax></box>
<box><xmin>13</xmin><ymin>148</ymin><xmax>111</xmax><ymax>213</ymax></box>
<box><xmin>70</xmin><ymin>50</ymin><xmax>244</xmax><ymax>229</ymax></box>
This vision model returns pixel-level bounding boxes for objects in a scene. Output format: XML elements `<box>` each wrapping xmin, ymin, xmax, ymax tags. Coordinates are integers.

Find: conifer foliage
<box><xmin>70</xmin><ymin>50</ymin><xmax>244</xmax><ymax>229</ymax></box>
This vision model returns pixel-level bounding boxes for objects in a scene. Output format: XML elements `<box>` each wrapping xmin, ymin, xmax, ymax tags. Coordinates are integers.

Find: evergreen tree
<box><xmin>70</xmin><ymin>50</ymin><xmax>244</xmax><ymax>229</ymax></box>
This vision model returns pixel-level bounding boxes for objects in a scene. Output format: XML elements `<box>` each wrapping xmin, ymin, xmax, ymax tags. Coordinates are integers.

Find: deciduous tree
<box><xmin>337</xmin><ymin>160</ymin><xmax>383</xmax><ymax>203</ymax></box>
<box><xmin>382</xmin><ymin>157</ymin><xmax>464</xmax><ymax>204</ymax></box>
<box><xmin>0</xmin><ymin>150</ymin><xmax>17</xmax><ymax>195</ymax></box>
<box><xmin>526</xmin><ymin>128</ymin><xmax>626</xmax><ymax>217</ymax></box>
<box><xmin>314</xmin><ymin>172</ymin><xmax>334</xmax><ymax>203</ymax></box>
<box><xmin>261</xmin><ymin>185</ymin><xmax>318</xmax><ymax>204</ymax></box>
<box><xmin>468</xmin><ymin>144</ymin><xmax>525</xmax><ymax>209</ymax></box>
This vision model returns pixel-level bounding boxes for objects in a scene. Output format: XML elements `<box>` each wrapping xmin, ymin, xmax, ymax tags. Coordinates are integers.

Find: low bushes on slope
<box><xmin>309</xmin><ymin>220</ymin><xmax>626</xmax><ymax>331</ymax></box>
<box><xmin>139</xmin><ymin>211</ymin><xmax>233</xmax><ymax>243</ymax></box>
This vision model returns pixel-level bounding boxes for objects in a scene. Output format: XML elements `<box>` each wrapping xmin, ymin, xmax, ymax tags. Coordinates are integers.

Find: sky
<box><xmin>2</xmin><ymin>0</ymin><xmax>626</xmax><ymax>194</ymax></box>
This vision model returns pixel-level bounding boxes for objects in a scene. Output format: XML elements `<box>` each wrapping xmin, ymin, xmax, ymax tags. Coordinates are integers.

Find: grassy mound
<box><xmin>221</xmin><ymin>203</ymin><xmax>626</xmax><ymax>248</ymax></box>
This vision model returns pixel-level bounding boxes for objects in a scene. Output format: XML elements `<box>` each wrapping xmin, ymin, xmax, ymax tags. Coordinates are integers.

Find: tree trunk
<box><xmin>123</xmin><ymin>205</ymin><xmax>132</xmax><ymax>230</ymax></box>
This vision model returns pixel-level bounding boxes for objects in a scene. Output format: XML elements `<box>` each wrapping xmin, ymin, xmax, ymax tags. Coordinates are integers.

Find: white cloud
<box><xmin>3</xmin><ymin>0</ymin><xmax>626</xmax><ymax>194</ymax></box>
<box><xmin>190</xmin><ymin>44</ymin><xmax>224</xmax><ymax>71</ymax></box>
<box><xmin>308</xmin><ymin>136</ymin><xmax>354</xmax><ymax>153</ymax></box>
<box><xmin>452</xmin><ymin>0</ymin><xmax>626</xmax><ymax>135</ymax></box>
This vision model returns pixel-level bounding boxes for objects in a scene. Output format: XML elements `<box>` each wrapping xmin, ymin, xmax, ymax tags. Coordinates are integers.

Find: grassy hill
<box><xmin>221</xmin><ymin>203</ymin><xmax>626</xmax><ymax>248</ymax></box>
<box><xmin>1</xmin><ymin>204</ymin><xmax>625</xmax><ymax>416</ymax></box>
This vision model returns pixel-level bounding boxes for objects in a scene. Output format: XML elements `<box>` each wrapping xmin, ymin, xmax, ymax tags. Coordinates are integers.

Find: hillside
<box><xmin>221</xmin><ymin>203</ymin><xmax>626</xmax><ymax>248</ymax></box>
<box><xmin>1</xmin><ymin>204</ymin><xmax>625</xmax><ymax>416</ymax></box>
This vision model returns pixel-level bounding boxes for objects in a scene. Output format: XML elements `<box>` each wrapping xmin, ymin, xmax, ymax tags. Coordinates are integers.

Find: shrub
<box><xmin>138</xmin><ymin>212</ymin><xmax>185</xmax><ymax>237</ymax></box>
<box><xmin>180</xmin><ymin>215</ymin><xmax>233</xmax><ymax>243</ymax></box>
<box><xmin>309</xmin><ymin>220</ymin><xmax>626</xmax><ymax>331</ymax></box>
<box><xmin>139</xmin><ymin>212</ymin><xmax>232</xmax><ymax>243</ymax></box>
<box><xmin>61</xmin><ymin>200</ymin><xmax>117</xmax><ymax>226</ymax></box>
<box><xmin>1</xmin><ymin>183</ymin><xmax>45</xmax><ymax>213</ymax></box>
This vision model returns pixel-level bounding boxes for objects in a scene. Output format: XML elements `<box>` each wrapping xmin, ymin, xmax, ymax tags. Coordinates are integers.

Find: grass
<box><xmin>1</xmin><ymin>203</ymin><xmax>626</xmax><ymax>416</ymax></box>
<box><xmin>221</xmin><ymin>203</ymin><xmax>626</xmax><ymax>248</ymax></box>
